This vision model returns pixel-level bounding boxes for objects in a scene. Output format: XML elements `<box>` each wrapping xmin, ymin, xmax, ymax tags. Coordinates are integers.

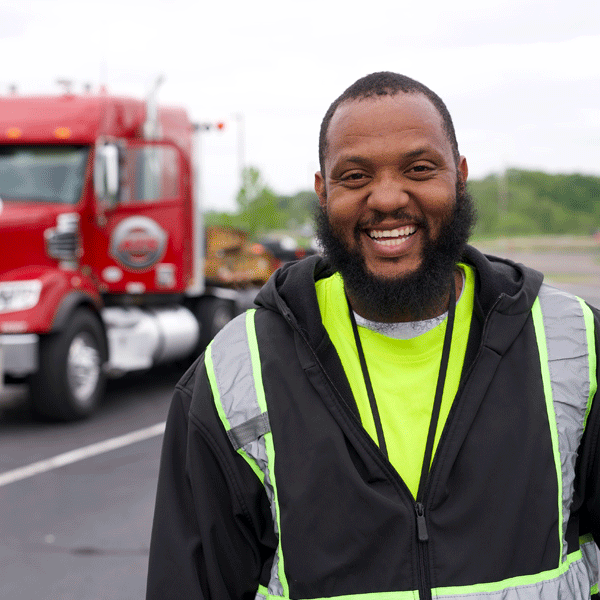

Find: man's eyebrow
<box><xmin>403</xmin><ymin>147</ymin><xmax>430</xmax><ymax>159</ymax></box>
<box><xmin>335</xmin><ymin>155</ymin><xmax>372</xmax><ymax>167</ymax></box>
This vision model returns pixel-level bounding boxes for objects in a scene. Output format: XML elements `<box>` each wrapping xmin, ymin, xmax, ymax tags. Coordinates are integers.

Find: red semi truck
<box><xmin>0</xmin><ymin>89</ymin><xmax>270</xmax><ymax>420</ymax></box>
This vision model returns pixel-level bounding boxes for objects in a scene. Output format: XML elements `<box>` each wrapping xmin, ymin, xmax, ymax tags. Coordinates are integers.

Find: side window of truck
<box><xmin>123</xmin><ymin>145</ymin><xmax>180</xmax><ymax>204</ymax></box>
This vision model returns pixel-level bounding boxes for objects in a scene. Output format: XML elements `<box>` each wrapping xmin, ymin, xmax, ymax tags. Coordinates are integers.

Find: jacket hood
<box><xmin>254</xmin><ymin>245</ymin><xmax>544</xmax><ymax>344</ymax></box>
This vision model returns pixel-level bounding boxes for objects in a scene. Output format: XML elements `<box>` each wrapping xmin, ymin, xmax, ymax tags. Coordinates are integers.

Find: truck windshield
<box><xmin>0</xmin><ymin>145</ymin><xmax>89</xmax><ymax>205</ymax></box>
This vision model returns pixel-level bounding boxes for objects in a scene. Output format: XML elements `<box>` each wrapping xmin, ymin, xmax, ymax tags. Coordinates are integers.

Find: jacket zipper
<box><xmin>411</xmin><ymin>293</ymin><xmax>507</xmax><ymax>600</ymax></box>
<box><xmin>415</xmin><ymin>502</ymin><xmax>432</xmax><ymax>600</ymax></box>
<box><xmin>410</xmin><ymin>294</ymin><xmax>506</xmax><ymax>600</ymax></box>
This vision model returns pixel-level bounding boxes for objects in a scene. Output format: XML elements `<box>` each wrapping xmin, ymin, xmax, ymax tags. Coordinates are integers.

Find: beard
<box><xmin>314</xmin><ymin>183</ymin><xmax>476</xmax><ymax>322</ymax></box>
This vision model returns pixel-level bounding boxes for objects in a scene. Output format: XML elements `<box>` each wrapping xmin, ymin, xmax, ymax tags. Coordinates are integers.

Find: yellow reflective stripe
<box><xmin>255</xmin><ymin>552</ymin><xmax>594</xmax><ymax>598</ymax></box>
<box><xmin>257</xmin><ymin>551</ymin><xmax>590</xmax><ymax>599</ymax></box>
<box><xmin>531</xmin><ymin>297</ymin><xmax>564</xmax><ymax>562</ymax></box>
<box><xmin>578</xmin><ymin>298</ymin><xmax>597</xmax><ymax>429</ymax></box>
<box><xmin>246</xmin><ymin>310</ymin><xmax>268</xmax><ymax>415</ymax></box>
<box><xmin>258</xmin><ymin>591</ymin><xmax>416</xmax><ymax>600</ymax></box>
<box><xmin>246</xmin><ymin>309</ymin><xmax>289</xmax><ymax>598</ymax></box>
<box><xmin>580</xmin><ymin>533</ymin><xmax>594</xmax><ymax>545</ymax></box>
<box><xmin>255</xmin><ymin>583</ymin><xmax>268</xmax><ymax>599</ymax></box>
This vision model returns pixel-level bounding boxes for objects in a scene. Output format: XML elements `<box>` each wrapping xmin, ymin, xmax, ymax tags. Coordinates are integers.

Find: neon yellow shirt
<box><xmin>316</xmin><ymin>265</ymin><xmax>475</xmax><ymax>498</ymax></box>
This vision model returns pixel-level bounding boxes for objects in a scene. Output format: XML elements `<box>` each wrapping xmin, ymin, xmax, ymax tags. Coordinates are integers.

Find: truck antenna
<box><xmin>144</xmin><ymin>74</ymin><xmax>166</xmax><ymax>140</ymax></box>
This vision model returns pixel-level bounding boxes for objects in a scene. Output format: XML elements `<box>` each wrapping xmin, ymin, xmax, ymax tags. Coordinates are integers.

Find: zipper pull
<box><xmin>415</xmin><ymin>502</ymin><xmax>429</xmax><ymax>542</ymax></box>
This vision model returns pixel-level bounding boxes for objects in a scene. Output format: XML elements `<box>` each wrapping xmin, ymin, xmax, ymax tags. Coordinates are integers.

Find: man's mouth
<box><xmin>367</xmin><ymin>225</ymin><xmax>417</xmax><ymax>246</ymax></box>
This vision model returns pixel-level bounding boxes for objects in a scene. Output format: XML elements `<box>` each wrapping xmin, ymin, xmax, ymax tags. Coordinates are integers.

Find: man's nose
<box><xmin>366</xmin><ymin>176</ymin><xmax>410</xmax><ymax>213</ymax></box>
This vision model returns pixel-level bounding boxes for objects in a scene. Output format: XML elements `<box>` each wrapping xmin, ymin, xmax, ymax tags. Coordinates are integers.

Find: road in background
<box><xmin>474</xmin><ymin>239</ymin><xmax>600</xmax><ymax>309</ymax></box>
<box><xmin>0</xmin><ymin>364</ymin><xmax>184</xmax><ymax>600</ymax></box>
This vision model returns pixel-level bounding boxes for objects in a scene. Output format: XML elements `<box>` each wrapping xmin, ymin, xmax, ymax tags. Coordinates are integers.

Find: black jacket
<box><xmin>146</xmin><ymin>246</ymin><xmax>600</xmax><ymax>600</ymax></box>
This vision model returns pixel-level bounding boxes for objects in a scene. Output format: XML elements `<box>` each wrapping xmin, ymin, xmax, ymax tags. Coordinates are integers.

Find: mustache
<box><xmin>357</xmin><ymin>210</ymin><xmax>428</xmax><ymax>231</ymax></box>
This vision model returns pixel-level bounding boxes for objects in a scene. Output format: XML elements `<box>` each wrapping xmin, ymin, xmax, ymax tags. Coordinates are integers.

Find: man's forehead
<box><xmin>325</xmin><ymin>93</ymin><xmax>447</xmax><ymax>159</ymax></box>
<box><xmin>330</xmin><ymin>92</ymin><xmax>443</xmax><ymax>134</ymax></box>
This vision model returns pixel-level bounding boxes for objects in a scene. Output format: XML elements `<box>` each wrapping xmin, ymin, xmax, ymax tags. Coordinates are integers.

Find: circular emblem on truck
<box><xmin>110</xmin><ymin>216</ymin><xmax>168</xmax><ymax>270</ymax></box>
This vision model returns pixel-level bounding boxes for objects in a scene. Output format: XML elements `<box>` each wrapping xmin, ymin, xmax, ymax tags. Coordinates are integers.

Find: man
<box><xmin>147</xmin><ymin>72</ymin><xmax>600</xmax><ymax>600</ymax></box>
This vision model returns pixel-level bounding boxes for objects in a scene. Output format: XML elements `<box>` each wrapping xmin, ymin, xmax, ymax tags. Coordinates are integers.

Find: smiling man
<box><xmin>147</xmin><ymin>73</ymin><xmax>600</xmax><ymax>600</ymax></box>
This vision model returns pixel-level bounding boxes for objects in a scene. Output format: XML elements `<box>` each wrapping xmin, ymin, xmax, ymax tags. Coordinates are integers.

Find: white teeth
<box><xmin>375</xmin><ymin>237</ymin><xmax>409</xmax><ymax>246</ymax></box>
<box><xmin>369</xmin><ymin>225</ymin><xmax>417</xmax><ymax>239</ymax></box>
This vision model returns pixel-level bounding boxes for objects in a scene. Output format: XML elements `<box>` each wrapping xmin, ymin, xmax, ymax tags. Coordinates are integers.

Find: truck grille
<box><xmin>46</xmin><ymin>230</ymin><xmax>80</xmax><ymax>259</ymax></box>
<box><xmin>44</xmin><ymin>213</ymin><xmax>81</xmax><ymax>261</ymax></box>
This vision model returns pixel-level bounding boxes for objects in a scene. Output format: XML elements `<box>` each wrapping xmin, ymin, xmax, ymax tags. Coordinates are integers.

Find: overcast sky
<box><xmin>1</xmin><ymin>0</ymin><xmax>599</xmax><ymax>211</ymax></box>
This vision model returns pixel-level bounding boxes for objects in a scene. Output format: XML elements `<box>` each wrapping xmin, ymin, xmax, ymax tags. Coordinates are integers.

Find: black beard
<box><xmin>314</xmin><ymin>184</ymin><xmax>476</xmax><ymax>322</ymax></box>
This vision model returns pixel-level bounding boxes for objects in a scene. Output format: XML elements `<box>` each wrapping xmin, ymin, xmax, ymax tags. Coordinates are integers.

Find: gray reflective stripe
<box><xmin>582</xmin><ymin>539</ymin><xmax>600</xmax><ymax>592</ymax></box>
<box><xmin>210</xmin><ymin>313</ymin><xmax>262</xmax><ymax>430</ymax></box>
<box><xmin>435</xmin><ymin>552</ymin><xmax>592</xmax><ymax>600</ymax></box>
<box><xmin>228</xmin><ymin>412</ymin><xmax>271</xmax><ymax>450</ymax></box>
<box><xmin>536</xmin><ymin>284</ymin><xmax>593</xmax><ymax>563</ymax></box>
<box><xmin>253</xmin><ymin>554</ymin><xmax>594</xmax><ymax>600</ymax></box>
<box><xmin>207</xmin><ymin>310</ymin><xmax>285</xmax><ymax>597</ymax></box>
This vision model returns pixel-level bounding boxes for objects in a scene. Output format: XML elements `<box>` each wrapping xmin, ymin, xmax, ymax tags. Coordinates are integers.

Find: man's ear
<box><xmin>315</xmin><ymin>171</ymin><xmax>327</xmax><ymax>208</ymax></box>
<box><xmin>457</xmin><ymin>156</ymin><xmax>468</xmax><ymax>191</ymax></box>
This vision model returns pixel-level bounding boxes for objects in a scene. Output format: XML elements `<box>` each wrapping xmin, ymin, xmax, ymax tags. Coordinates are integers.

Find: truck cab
<box><xmin>0</xmin><ymin>91</ymin><xmax>248</xmax><ymax>420</ymax></box>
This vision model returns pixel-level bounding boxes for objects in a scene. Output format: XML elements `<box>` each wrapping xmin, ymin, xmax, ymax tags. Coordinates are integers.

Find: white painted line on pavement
<box><xmin>0</xmin><ymin>421</ymin><xmax>166</xmax><ymax>488</ymax></box>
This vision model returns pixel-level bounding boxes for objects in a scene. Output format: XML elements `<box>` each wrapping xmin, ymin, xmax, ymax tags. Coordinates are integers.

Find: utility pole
<box><xmin>234</xmin><ymin>113</ymin><xmax>246</xmax><ymax>190</ymax></box>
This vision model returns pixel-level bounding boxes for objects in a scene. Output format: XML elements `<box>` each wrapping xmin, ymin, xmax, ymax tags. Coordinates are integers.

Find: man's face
<box><xmin>314</xmin><ymin>92</ymin><xmax>474</xmax><ymax>322</ymax></box>
<box><xmin>315</xmin><ymin>93</ymin><xmax>468</xmax><ymax>282</ymax></box>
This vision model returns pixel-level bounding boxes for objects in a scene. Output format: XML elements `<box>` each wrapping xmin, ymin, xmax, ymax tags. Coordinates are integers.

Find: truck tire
<box><xmin>196</xmin><ymin>297</ymin><xmax>235</xmax><ymax>353</ymax></box>
<box><xmin>30</xmin><ymin>308</ymin><xmax>107</xmax><ymax>421</ymax></box>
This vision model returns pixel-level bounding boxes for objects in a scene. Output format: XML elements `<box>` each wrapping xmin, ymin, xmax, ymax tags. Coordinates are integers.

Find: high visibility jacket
<box><xmin>147</xmin><ymin>247</ymin><xmax>600</xmax><ymax>600</ymax></box>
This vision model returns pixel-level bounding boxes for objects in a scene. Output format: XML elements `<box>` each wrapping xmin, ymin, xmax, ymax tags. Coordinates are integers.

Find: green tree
<box><xmin>234</xmin><ymin>166</ymin><xmax>287</xmax><ymax>235</ymax></box>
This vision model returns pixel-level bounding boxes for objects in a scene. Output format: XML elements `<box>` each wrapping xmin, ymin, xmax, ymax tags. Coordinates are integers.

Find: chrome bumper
<box><xmin>0</xmin><ymin>334</ymin><xmax>39</xmax><ymax>381</ymax></box>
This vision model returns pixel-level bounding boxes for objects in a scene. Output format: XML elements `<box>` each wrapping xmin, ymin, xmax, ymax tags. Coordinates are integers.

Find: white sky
<box><xmin>1</xmin><ymin>0</ymin><xmax>599</xmax><ymax>212</ymax></box>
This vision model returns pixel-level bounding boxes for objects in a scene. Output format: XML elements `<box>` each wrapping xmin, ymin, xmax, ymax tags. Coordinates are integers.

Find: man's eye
<box><xmin>407</xmin><ymin>164</ymin><xmax>437</xmax><ymax>178</ymax></box>
<box><xmin>342</xmin><ymin>172</ymin><xmax>366</xmax><ymax>181</ymax></box>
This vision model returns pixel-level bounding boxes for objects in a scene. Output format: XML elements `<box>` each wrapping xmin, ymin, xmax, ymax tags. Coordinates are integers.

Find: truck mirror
<box><xmin>94</xmin><ymin>143</ymin><xmax>120</xmax><ymax>205</ymax></box>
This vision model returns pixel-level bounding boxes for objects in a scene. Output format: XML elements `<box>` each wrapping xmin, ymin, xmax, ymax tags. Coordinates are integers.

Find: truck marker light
<box><xmin>6</xmin><ymin>127</ymin><xmax>21</xmax><ymax>139</ymax></box>
<box><xmin>102</xmin><ymin>266</ymin><xmax>123</xmax><ymax>283</ymax></box>
<box><xmin>0</xmin><ymin>321</ymin><xmax>28</xmax><ymax>333</ymax></box>
<box><xmin>125</xmin><ymin>282</ymin><xmax>146</xmax><ymax>294</ymax></box>
<box><xmin>54</xmin><ymin>127</ymin><xmax>71</xmax><ymax>139</ymax></box>
<box><xmin>156</xmin><ymin>264</ymin><xmax>176</xmax><ymax>289</ymax></box>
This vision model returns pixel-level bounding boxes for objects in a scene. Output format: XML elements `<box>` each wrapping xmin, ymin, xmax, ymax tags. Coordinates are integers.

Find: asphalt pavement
<box><xmin>0</xmin><ymin>364</ymin><xmax>183</xmax><ymax>600</ymax></box>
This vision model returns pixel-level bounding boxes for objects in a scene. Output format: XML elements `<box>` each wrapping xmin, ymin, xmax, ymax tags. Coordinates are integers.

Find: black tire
<box><xmin>29</xmin><ymin>308</ymin><xmax>107</xmax><ymax>421</ymax></box>
<box><xmin>196</xmin><ymin>297</ymin><xmax>235</xmax><ymax>353</ymax></box>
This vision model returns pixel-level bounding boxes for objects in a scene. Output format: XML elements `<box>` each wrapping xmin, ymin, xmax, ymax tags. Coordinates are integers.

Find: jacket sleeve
<box><xmin>146</xmin><ymin>358</ymin><xmax>277</xmax><ymax>600</ymax></box>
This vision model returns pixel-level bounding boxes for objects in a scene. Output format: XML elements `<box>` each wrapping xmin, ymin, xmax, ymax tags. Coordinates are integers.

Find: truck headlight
<box><xmin>0</xmin><ymin>280</ymin><xmax>42</xmax><ymax>313</ymax></box>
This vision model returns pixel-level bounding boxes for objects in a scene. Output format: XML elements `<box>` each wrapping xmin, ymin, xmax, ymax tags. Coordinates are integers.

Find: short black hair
<box><xmin>318</xmin><ymin>72</ymin><xmax>460</xmax><ymax>175</ymax></box>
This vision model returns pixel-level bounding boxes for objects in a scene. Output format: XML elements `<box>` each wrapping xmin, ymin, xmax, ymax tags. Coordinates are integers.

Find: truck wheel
<box><xmin>196</xmin><ymin>297</ymin><xmax>235</xmax><ymax>352</ymax></box>
<box><xmin>30</xmin><ymin>308</ymin><xmax>107</xmax><ymax>421</ymax></box>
